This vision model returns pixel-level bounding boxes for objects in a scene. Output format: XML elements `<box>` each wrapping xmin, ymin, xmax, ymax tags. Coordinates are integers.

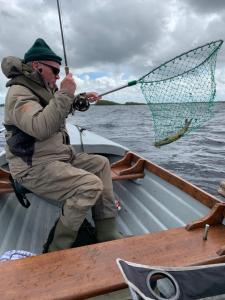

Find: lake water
<box><xmin>0</xmin><ymin>103</ymin><xmax>225</xmax><ymax>199</ymax></box>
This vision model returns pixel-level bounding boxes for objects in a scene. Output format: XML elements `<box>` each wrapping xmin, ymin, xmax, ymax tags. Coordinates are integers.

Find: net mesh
<box><xmin>140</xmin><ymin>40</ymin><xmax>223</xmax><ymax>147</ymax></box>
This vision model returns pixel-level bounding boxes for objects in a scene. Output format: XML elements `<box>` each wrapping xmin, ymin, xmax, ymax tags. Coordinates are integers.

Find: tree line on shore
<box><xmin>95</xmin><ymin>100</ymin><xmax>145</xmax><ymax>105</ymax></box>
<box><xmin>0</xmin><ymin>100</ymin><xmax>146</xmax><ymax>107</ymax></box>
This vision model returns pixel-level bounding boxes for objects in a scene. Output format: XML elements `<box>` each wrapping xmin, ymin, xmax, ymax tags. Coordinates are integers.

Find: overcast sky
<box><xmin>0</xmin><ymin>0</ymin><xmax>225</xmax><ymax>103</ymax></box>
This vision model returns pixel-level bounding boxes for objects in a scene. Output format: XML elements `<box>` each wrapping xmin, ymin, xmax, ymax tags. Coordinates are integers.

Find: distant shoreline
<box><xmin>0</xmin><ymin>101</ymin><xmax>146</xmax><ymax>107</ymax></box>
<box><xmin>96</xmin><ymin>100</ymin><xmax>146</xmax><ymax>105</ymax></box>
<box><xmin>0</xmin><ymin>100</ymin><xmax>224</xmax><ymax>106</ymax></box>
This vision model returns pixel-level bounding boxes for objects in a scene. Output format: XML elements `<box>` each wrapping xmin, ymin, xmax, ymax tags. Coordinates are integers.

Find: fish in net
<box><xmin>100</xmin><ymin>40</ymin><xmax>223</xmax><ymax>147</ymax></box>
<box><xmin>140</xmin><ymin>40</ymin><xmax>223</xmax><ymax>147</ymax></box>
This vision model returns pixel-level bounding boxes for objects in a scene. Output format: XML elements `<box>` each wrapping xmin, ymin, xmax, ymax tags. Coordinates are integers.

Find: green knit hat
<box><xmin>24</xmin><ymin>38</ymin><xmax>62</xmax><ymax>64</ymax></box>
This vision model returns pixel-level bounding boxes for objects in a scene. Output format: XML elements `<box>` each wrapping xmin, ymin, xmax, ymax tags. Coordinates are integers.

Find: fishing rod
<box><xmin>56</xmin><ymin>0</ymin><xmax>69</xmax><ymax>75</ymax></box>
<box><xmin>55</xmin><ymin>0</ymin><xmax>138</xmax><ymax>98</ymax></box>
<box><xmin>56</xmin><ymin>0</ymin><xmax>137</xmax><ymax>98</ymax></box>
<box><xmin>56</xmin><ymin>0</ymin><xmax>91</xmax><ymax>113</ymax></box>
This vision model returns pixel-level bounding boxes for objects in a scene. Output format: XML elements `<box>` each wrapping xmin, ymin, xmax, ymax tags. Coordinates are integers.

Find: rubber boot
<box><xmin>43</xmin><ymin>218</ymin><xmax>77</xmax><ymax>253</ymax></box>
<box><xmin>95</xmin><ymin>218</ymin><xmax>123</xmax><ymax>242</ymax></box>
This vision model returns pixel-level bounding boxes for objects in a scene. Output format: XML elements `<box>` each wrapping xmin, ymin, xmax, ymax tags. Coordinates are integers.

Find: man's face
<box><xmin>32</xmin><ymin>60</ymin><xmax>60</xmax><ymax>89</ymax></box>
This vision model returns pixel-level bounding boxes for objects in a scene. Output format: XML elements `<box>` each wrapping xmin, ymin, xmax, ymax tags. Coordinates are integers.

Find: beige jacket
<box><xmin>2</xmin><ymin>56</ymin><xmax>75</xmax><ymax>177</ymax></box>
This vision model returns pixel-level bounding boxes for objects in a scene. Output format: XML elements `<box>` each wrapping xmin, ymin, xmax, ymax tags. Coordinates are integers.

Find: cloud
<box><xmin>0</xmin><ymin>0</ymin><xmax>224</xmax><ymax>103</ymax></box>
<box><xmin>182</xmin><ymin>0</ymin><xmax>225</xmax><ymax>14</ymax></box>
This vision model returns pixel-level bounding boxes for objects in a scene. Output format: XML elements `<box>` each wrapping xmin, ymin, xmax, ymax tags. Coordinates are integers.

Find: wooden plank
<box><xmin>0</xmin><ymin>168</ymin><xmax>11</xmax><ymax>179</ymax></box>
<box><xmin>0</xmin><ymin>186</ymin><xmax>13</xmax><ymax>193</ymax></box>
<box><xmin>0</xmin><ymin>168</ymin><xmax>13</xmax><ymax>194</ymax></box>
<box><xmin>111</xmin><ymin>169</ymin><xmax>144</xmax><ymax>181</ymax></box>
<box><xmin>0</xmin><ymin>225</ymin><xmax>225</xmax><ymax>300</ymax></box>
<box><xmin>124</xmin><ymin>151</ymin><xmax>222</xmax><ymax>208</ymax></box>
<box><xmin>111</xmin><ymin>152</ymin><xmax>145</xmax><ymax>181</ymax></box>
<box><xmin>0</xmin><ymin>180</ymin><xmax>13</xmax><ymax>194</ymax></box>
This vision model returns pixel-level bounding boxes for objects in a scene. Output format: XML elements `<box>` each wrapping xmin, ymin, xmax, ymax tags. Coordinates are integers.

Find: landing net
<box><xmin>140</xmin><ymin>40</ymin><xmax>223</xmax><ymax>147</ymax></box>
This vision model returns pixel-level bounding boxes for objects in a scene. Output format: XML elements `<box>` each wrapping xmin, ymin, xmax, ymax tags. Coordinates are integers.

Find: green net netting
<box><xmin>139</xmin><ymin>40</ymin><xmax>223</xmax><ymax>147</ymax></box>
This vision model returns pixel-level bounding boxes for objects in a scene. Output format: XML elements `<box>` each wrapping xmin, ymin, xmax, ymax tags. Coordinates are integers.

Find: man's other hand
<box><xmin>86</xmin><ymin>92</ymin><xmax>101</xmax><ymax>103</ymax></box>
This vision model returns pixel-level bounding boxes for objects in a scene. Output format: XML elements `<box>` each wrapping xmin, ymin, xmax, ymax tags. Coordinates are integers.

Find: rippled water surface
<box><xmin>1</xmin><ymin>103</ymin><xmax>225</xmax><ymax>199</ymax></box>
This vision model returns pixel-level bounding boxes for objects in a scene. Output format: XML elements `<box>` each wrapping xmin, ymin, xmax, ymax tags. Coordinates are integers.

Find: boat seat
<box><xmin>0</xmin><ymin>167</ymin><xmax>31</xmax><ymax>208</ymax></box>
<box><xmin>0</xmin><ymin>167</ymin><xmax>14</xmax><ymax>193</ymax></box>
<box><xmin>1</xmin><ymin>222</ymin><xmax>225</xmax><ymax>299</ymax></box>
<box><xmin>0</xmin><ymin>152</ymin><xmax>146</xmax><ymax>204</ymax></box>
<box><xmin>111</xmin><ymin>151</ymin><xmax>145</xmax><ymax>180</ymax></box>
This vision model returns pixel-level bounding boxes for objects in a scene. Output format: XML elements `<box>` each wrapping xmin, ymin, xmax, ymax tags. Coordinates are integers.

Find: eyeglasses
<box><xmin>40</xmin><ymin>62</ymin><xmax>60</xmax><ymax>76</ymax></box>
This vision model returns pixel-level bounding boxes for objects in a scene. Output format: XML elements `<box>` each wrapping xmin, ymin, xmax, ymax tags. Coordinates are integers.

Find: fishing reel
<box><xmin>72</xmin><ymin>93</ymin><xmax>90</xmax><ymax>113</ymax></box>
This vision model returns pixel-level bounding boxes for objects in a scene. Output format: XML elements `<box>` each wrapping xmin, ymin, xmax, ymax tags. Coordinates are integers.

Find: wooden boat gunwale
<box><xmin>1</xmin><ymin>222</ymin><xmax>225</xmax><ymax>299</ymax></box>
<box><xmin>118</xmin><ymin>151</ymin><xmax>222</xmax><ymax>209</ymax></box>
<box><xmin>0</xmin><ymin>150</ymin><xmax>221</xmax><ymax>209</ymax></box>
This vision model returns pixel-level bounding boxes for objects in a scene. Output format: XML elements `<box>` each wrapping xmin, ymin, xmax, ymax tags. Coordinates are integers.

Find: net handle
<box><xmin>98</xmin><ymin>80</ymin><xmax>138</xmax><ymax>97</ymax></box>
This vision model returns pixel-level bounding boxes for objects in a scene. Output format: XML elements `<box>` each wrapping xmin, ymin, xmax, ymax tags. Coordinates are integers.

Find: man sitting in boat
<box><xmin>1</xmin><ymin>38</ymin><xmax>122</xmax><ymax>252</ymax></box>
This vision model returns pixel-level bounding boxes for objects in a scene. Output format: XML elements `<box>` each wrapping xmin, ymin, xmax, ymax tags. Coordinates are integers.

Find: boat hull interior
<box><xmin>0</xmin><ymin>124</ymin><xmax>216</xmax><ymax>256</ymax></box>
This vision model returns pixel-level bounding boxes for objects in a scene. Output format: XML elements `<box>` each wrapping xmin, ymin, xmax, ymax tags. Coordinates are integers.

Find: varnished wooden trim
<box><xmin>0</xmin><ymin>168</ymin><xmax>13</xmax><ymax>194</ymax></box>
<box><xmin>1</xmin><ymin>225</ymin><xmax>225</xmax><ymax>299</ymax></box>
<box><xmin>111</xmin><ymin>152</ymin><xmax>145</xmax><ymax>180</ymax></box>
<box><xmin>128</xmin><ymin>151</ymin><xmax>222</xmax><ymax>209</ymax></box>
<box><xmin>186</xmin><ymin>203</ymin><xmax>225</xmax><ymax>230</ymax></box>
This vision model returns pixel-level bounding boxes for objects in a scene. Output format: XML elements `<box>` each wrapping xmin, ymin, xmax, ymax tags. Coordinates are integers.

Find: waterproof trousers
<box><xmin>16</xmin><ymin>153</ymin><xmax>117</xmax><ymax>231</ymax></box>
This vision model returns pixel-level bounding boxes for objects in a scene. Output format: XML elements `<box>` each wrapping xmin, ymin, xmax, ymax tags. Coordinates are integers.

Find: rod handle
<box><xmin>65</xmin><ymin>66</ymin><xmax>69</xmax><ymax>75</ymax></box>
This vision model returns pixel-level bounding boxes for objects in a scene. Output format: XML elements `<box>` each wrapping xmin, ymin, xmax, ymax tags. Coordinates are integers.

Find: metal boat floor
<box><xmin>0</xmin><ymin>193</ymin><xmax>62</xmax><ymax>256</ymax></box>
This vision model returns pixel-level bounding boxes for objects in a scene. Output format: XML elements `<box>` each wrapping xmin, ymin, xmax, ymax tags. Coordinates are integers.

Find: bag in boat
<box><xmin>0</xmin><ymin>250</ymin><xmax>35</xmax><ymax>261</ymax></box>
<box><xmin>117</xmin><ymin>258</ymin><xmax>225</xmax><ymax>300</ymax></box>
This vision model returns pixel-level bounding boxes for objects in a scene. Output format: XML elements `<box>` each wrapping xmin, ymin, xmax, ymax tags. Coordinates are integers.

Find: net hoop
<box><xmin>138</xmin><ymin>40</ymin><xmax>223</xmax><ymax>84</ymax></box>
<box><xmin>139</xmin><ymin>39</ymin><xmax>223</xmax><ymax>146</ymax></box>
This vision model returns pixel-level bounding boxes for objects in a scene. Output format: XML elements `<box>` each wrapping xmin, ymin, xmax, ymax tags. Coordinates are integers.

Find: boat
<box><xmin>0</xmin><ymin>123</ymin><xmax>225</xmax><ymax>299</ymax></box>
